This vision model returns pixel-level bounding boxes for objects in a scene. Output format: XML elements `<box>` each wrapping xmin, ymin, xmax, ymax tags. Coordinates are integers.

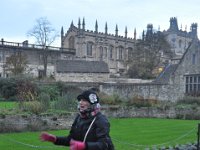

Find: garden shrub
<box><xmin>55</xmin><ymin>81</ymin><xmax>66</xmax><ymax>96</ymax></box>
<box><xmin>52</xmin><ymin>94</ymin><xmax>77</xmax><ymax>111</ymax></box>
<box><xmin>39</xmin><ymin>85</ymin><xmax>60</xmax><ymax>101</ymax></box>
<box><xmin>38</xmin><ymin>92</ymin><xmax>50</xmax><ymax>111</ymax></box>
<box><xmin>20</xmin><ymin>101</ymin><xmax>43</xmax><ymax>114</ymax></box>
<box><xmin>0</xmin><ymin>78</ymin><xmax>17</xmax><ymax>99</ymax></box>
<box><xmin>16</xmin><ymin>78</ymin><xmax>39</xmax><ymax>102</ymax></box>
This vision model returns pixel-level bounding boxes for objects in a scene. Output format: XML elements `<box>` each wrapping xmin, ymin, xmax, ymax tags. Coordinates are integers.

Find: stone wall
<box><xmin>67</xmin><ymin>81</ymin><xmax>183</xmax><ymax>102</ymax></box>
<box><xmin>0</xmin><ymin>113</ymin><xmax>76</xmax><ymax>133</ymax></box>
<box><xmin>1</xmin><ymin>106</ymin><xmax>199</xmax><ymax>133</ymax></box>
<box><xmin>55</xmin><ymin>72</ymin><xmax>109</xmax><ymax>82</ymax></box>
<box><xmin>99</xmin><ymin>82</ymin><xmax>183</xmax><ymax>102</ymax></box>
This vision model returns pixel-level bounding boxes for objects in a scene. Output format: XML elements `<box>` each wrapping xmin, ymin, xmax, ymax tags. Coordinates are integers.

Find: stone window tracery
<box><xmin>69</xmin><ymin>36</ymin><xmax>75</xmax><ymax>49</ymax></box>
<box><xmin>87</xmin><ymin>42</ymin><xmax>93</xmax><ymax>56</ymax></box>
<box><xmin>185</xmin><ymin>75</ymin><xmax>200</xmax><ymax>96</ymax></box>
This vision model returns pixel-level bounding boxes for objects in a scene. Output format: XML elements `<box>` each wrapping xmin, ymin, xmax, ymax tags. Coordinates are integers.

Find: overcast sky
<box><xmin>1</xmin><ymin>0</ymin><xmax>200</xmax><ymax>47</ymax></box>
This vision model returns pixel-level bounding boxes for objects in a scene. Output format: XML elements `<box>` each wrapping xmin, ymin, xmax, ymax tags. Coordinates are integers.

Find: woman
<box><xmin>40</xmin><ymin>89</ymin><xmax>114</xmax><ymax>150</ymax></box>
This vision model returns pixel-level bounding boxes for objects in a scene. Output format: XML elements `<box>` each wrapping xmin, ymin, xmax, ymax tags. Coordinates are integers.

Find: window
<box><xmin>87</xmin><ymin>42</ymin><xmax>93</xmax><ymax>56</ymax></box>
<box><xmin>128</xmin><ymin>47</ymin><xmax>133</xmax><ymax>60</ymax></box>
<box><xmin>109</xmin><ymin>45</ymin><xmax>113</xmax><ymax>59</ymax></box>
<box><xmin>118</xmin><ymin>46</ymin><xmax>123</xmax><ymax>60</ymax></box>
<box><xmin>179</xmin><ymin>40</ymin><xmax>182</xmax><ymax>48</ymax></box>
<box><xmin>192</xmin><ymin>54</ymin><xmax>196</xmax><ymax>65</ymax></box>
<box><xmin>104</xmin><ymin>47</ymin><xmax>107</xmax><ymax>58</ymax></box>
<box><xmin>99</xmin><ymin>46</ymin><xmax>103</xmax><ymax>59</ymax></box>
<box><xmin>69</xmin><ymin>36</ymin><xmax>75</xmax><ymax>49</ymax></box>
<box><xmin>185</xmin><ymin>75</ymin><xmax>200</xmax><ymax>96</ymax></box>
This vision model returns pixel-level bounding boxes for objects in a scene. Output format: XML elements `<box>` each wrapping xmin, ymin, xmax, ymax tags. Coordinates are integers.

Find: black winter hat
<box><xmin>77</xmin><ymin>90</ymin><xmax>99</xmax><ymax>104</ymax></box>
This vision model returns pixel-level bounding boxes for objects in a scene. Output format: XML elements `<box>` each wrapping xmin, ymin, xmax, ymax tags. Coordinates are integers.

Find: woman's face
<box><xmin>79</xmin><ymin>99</ymin><xmax>91</xmax><ymax>112</ymax></box>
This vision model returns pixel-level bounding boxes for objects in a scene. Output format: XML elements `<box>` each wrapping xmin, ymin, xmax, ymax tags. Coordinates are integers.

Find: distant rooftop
<box><xmin>56</xmin><ymin>60</ymin><xmax>109</xmax><ymax>73</ymax></box>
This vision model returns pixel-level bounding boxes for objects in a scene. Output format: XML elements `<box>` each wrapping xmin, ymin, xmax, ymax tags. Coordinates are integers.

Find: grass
<box><xmin>0</xmin><ymin>101</ymin><xmax>17</xmax><ymax>109</ymax></box>
<box><xmin>110</xmin><ymin>118</ymin><xmax>199</xmax><ymax>149</ymax></box>
<box><xmin>0</xmin><ymin>118</ymin><xmax>199</xmax><ymax>150</ymax></box>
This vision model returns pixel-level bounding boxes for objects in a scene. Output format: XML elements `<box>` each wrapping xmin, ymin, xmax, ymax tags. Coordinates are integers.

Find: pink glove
<box><xmin>40</xmin><ymin>132</ymin><xmax>56</xmax><ymax>143</ymax></box>
<box><xmin>70</xmin><ymin>139</ymin><xmax>86</xmax><ymax>150</ymax></box>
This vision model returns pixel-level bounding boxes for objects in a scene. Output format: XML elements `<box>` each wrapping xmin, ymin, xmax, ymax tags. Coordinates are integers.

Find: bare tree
<box><xmin>27</xmin><ymin>17</ymin><xmax>59</xmax><ymax>77</ymax></box>
<box><xmin>127</xmin><ymin>33</ymin><xmax>172</xmax><ymax>79</ymax></box>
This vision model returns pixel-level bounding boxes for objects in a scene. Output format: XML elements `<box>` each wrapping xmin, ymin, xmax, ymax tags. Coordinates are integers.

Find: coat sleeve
<box><xmin>86</xmin><ymin>115</ymin><xmax>113</xmax><ymax>150</ymax></box>
<box><xmin>54</xmin><ymin>115</ymin><xmax>79</xmax><ymax>146</ymax></box>
<box><xmin>54</xmin><ymin>136</ymin><xmax>71</xmax><ymax>146</ymax></box>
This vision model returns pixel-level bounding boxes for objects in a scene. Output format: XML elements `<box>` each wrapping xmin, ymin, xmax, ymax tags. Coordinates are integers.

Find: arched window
<box><xmin>192</xmin><ymin>53</ymin><xmax>196</xmax><ymax>65</ymax></box>
<box><xmin>128</xmin><ymin>47</ymin><xmax>133</xmax><ymax>60</ymax></box>
<box><xmin>69</xmin><ymin>36</ymin><xmax>75</xmax><ymax>49</ymax></box>
<box><xmin>179</xmin><ymin>40</ymin><xmax>182</xmax><ymax>48</ymax></box>
<box><xmin>118</xmin><ymin>46</ymin><xmax>124</xmax><ymax>60</ymax></box>
<box><xmin>109</xmin><ymin>45</ymin><xmax>114</xmax><ymax>59</ymax></box>
<box><xmin>104</xmin><ymin>47</ymin><xmax>107</xmax><ymax>58</ymax></box>
<box><xmin>99</xmin><ymin>46</ymin><xmax>103</xmax><ymax>59</ymax></box>
<box><xmin>87</xmin><ymin>42</ymin><xmax>93</xmax><ymax>56</ymax></box>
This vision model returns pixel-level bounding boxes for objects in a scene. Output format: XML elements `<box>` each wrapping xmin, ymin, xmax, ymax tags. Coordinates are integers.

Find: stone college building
<box><xmin>0</xmin><ymin>17</ymin><xmax>199</xmax><ymax>101</ymax></box>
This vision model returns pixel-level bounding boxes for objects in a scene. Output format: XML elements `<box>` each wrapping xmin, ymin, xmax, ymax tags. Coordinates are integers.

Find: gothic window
<box><xmin>87</xmin><ymin>42</ymin><xmax>93</xmax><ymax>56</ymax></box>
<box><xmin>128</xmin><ymin>47</ymin><xmax>133</xmax><ymax>60</ymax></box>
<box><xmin>185</xmin><ymin>75</ymin><xmax>200</xmax><ymax>96</ymax></box>
<box><xmin>104</xmin><ymin>47</ymin><xmax>107</xmax><ymax>58</ymax></box>
<box><xmin>118</xmin><ymin>46</ymin><xmax>124</xmax><ymax>60</ymax></box>
<box><xmin>69</xmin><ymin>36</ymin><xmax>75</xmax><ymax>49</ymax></box>
<box><xmin>99</xmin><ymin>46</ymin><xmax>103</xmax><ymax>59</ymax></box>
<box><xmin>109</xmin><ymin>45</ymin><xmax>114</xmax><ymax>59</ymax></box>
<box><xmin>179</xmin><ymin>40</ymin><xmax>182</xmax><ymax>48</ymax></box>
<box><xmin>192</xmin><ymin>53</ymin><xmax>196</xmax><ymax>65</ymax></box>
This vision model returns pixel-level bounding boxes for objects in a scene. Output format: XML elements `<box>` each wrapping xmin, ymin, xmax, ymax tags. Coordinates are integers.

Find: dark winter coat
<box><xmin>54</xmin><ymin>112</ymin><xmax>114</xmax><ymax>150</ymax></box>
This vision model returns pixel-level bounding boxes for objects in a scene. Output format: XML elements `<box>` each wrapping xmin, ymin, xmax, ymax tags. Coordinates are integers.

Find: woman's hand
<box><xmin>70</xmin><ymin>139</ymin><xmax>86</xmax><ymax>150</ymax></box>
<box><xmin>40</xmin><ymin>132</ymin><xmax>56</xmax><ymax>143</ymax></box>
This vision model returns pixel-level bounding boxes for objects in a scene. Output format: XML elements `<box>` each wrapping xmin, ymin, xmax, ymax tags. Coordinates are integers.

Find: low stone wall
<box><xmin>0</xmin><ymin>113</ymin><xmax>76</xmax><ymax>133</ymax></box>
<box><xmin>102</xmin><ymin>106</ymin><xmax>200</xmax><ymax>119</ymax></box>
<box><xmin>100</xmin><ymin>83</ymin><xmax>181</xmax><ymax>102</ymax></box>
<box><xmin>1</xmin><ymin>106</ymin><xmax>200</xmax><ymax>133</ymax></box>
<box><xmin>63</xmin><ymin>81</ymin><xmax>183</xmax><ymax>102</ymax></box>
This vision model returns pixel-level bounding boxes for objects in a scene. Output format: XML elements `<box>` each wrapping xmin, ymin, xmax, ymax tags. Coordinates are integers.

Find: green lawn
<box><xmin>110</xmin><ymin>118</ymin><xmax>199</xmax><ymax>149</ymax></box>
<box><xmin>0</xmin><ymin>101</ymin><xmax>17</xmax><ymax>109</ymax></box>
<box><xmin>0</xmin><ymin>118</ymin><xmax>199</xmax><ymax>150</ymax></box>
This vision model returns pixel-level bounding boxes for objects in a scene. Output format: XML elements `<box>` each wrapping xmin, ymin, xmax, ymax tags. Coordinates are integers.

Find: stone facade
<box><xmin>55</xmin><ymin>60</ymin><xmax>109</xmax><ymax>82</ymax></box>
<box><xmin>61</xmin><ymin>17</ymin><xmax>198</xmax><ymax>76</ymax></box>
<box><xmin>56</xmin><ymin>72</ymin><xmax>109</xmax><ymax>82</ymax></box>
<box><xmin>163</xmin><ymin>17</ymin><xmax>198</xmax><ymax>57</ymax></box>
<box><xmin>169</xmin><ymin>38</ymin><xmax>200</xmax><ymax>98</ymax></box>
<box><xmin>0</xmin><ymin>39</ymin><xmax>75</xmax><ymax>78</ymax></box>
<box><xmin>99</xmin><ymin>39</ymin><xmax>200</xmax><ymax>101</ymax></box>
<box><xmin>61</xmin><ymin>19</ymin><xmax>137</xmax><ymax>76</ymax></box>
<box><xmin>0</xmin><ymin>17</ymin><xmax>199</xmax><ymax>102</ymax></box>
<box><xmin>67</xmin><ymin>39</ymin><xmax>200</xmax><ymax>102</ymax></box>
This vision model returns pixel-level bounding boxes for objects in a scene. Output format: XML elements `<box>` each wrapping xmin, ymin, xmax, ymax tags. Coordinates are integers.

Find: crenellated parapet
<box><xmin>62</xmin><ymin>17</ymin><xmax>137</xmax><ymax>43</ymax></box>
